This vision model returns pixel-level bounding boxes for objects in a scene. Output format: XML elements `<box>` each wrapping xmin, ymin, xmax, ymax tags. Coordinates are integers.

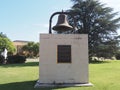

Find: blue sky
<box><xmin>0</xmin><ymin>0</ymin><xmax>120</xmax><ymax>42</ymax></box>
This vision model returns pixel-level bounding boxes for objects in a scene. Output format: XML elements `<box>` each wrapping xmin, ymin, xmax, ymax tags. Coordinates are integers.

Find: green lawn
<box><xmin>0</xmin><ymin>60</ymin><xmax>120</xmax><ymax>90</ymax></box>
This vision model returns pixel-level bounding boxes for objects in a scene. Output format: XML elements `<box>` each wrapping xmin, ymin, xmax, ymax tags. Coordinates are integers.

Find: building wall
<box><xmin>39</xmin><ymin>34</ymin><xmax>89</xmax><ymax>84</ymax></box>
<box><xmin>13</xmin><ymin>40</ymin><xmax>28</xmax><ymax>54</ymax></box>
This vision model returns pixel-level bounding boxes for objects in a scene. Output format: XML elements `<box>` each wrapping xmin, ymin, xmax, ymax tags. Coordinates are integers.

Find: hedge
<box><xmin>7</xmin><ymin>55</ymin><xmax>26</xmax><ymax>64</ymax></box>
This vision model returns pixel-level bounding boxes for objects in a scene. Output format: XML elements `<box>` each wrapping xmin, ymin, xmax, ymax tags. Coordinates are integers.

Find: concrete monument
<box><xmin>35</xmin><ymin>11</ymin><xmax>92</xmax><ymax>87</ymax></box>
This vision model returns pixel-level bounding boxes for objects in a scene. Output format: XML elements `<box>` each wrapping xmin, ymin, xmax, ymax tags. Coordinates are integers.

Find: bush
<box><xmin>115</xmin><ymin>52</ymin><xmax>120</xmax><ymax>60</ymax></box>
<box><xmin>7</xmin><ymin>55</ymin><xmax>26</xmax><ymax>64</ymax></box>
<box><xmin>0</xmin><ymin>55</ymin><xmax>4</xmax><ymax>64</ymax></box>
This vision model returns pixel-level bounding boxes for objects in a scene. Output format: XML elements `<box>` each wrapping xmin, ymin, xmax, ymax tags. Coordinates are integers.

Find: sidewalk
<box><xmin>26</xmin><ymin>58</ymin><xmax>39</xmax><ymax>62</ymax></box>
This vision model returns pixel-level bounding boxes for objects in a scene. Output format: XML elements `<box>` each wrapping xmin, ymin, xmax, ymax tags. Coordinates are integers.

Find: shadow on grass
<box><xmin>0</xmin><ymin>62</ymin><xmax>39</xmax><ymax>68</ymax></box>
<box><xmin>0</xmin><ymin>80</ymin><xmax>69</xmax><ymax>90</ymax></box>
<box><xmin>89</xmin><ymin>60</ymin><xmax>111</xmax><ymax>64</ymax></box>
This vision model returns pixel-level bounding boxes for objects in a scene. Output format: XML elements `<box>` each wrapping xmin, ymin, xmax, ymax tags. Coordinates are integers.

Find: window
<box><xmin>57</xmin><ymin>45</ymin><xmax>71</xmax><ymax>63</ymax></box>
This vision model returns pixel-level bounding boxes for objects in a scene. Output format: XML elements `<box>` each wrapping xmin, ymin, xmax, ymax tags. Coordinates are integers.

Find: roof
<box><xmin>13</xmin><ymin>40</ymin><xmax>29</xmax><ymax>43</ymax></box>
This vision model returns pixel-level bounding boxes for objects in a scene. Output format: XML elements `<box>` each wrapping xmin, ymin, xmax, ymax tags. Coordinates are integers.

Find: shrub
<box><xmin>0</xmin><ymin>55</ymin><xmax>4</xmax><ymax>64</ymax></box>
<box><xmin>7</xmin><ymin>54</ymin><xmax>26</xmax><ymax>64</ymax></box>
<box><xmin>115</xmin><ymin>52</ymin><xmax>120</xmax><ymax>60</ymax></box>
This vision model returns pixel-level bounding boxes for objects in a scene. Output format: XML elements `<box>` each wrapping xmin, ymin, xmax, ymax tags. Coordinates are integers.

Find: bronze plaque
<box><xmin>57</xmin><ymin>45</ymin><xmax>71</xmax><ymax>63</ymax></box>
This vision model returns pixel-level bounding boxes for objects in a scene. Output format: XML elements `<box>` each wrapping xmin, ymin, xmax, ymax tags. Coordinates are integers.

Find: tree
<box><xmin>22</xmin><ymin>42</ymin><xmax>39</xmax><ymax>57</ymax></box>
<box><xmin>0</xmin><ymin>32</ymin><xmax>16</xmax><ymax>54</ymax></box>
<box><xmin>0</xmin><ymin>32</ymin><xmax>7</xmax><ymax>38</ymax></box>
<box><xmin>95</xmin><ymin>36</ymin><xmax>120</xmax><ymax>59</ymax></box>
<box><xmin>32</xmin><ymin>42</ymin><xmax>39</xmax><ymax>57</ymax></box>
<box><xmin>67</xmin><ymin>0</ymin><xmax>120</xmax><ymax>60</ymax></box>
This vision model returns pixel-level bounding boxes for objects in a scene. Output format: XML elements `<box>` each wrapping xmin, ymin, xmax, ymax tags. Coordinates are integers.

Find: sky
<box><xmin>0</xmin><ymin>0</ymin><xmax>120</xmax><ymax>42</ymax></box>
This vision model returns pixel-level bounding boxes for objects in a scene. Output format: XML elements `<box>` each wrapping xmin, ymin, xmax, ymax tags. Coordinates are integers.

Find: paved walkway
<box><xmin>26</xmin><ymin>58</ymin><xmax>39</xmax><ymax>62</ymax></box>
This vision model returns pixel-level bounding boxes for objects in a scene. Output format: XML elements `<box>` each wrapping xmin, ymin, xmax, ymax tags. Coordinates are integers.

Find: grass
<box><xmin>0</xmin><ymin>60</ymin><xmax>120</xmax><ymax>90</ymax></box>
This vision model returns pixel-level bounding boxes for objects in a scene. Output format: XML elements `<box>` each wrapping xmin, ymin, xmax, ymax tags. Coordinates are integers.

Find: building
<box><xmin>13</xmin><ymin>40</ymin><xmax>29</xmax><ymax>54</ymax></box>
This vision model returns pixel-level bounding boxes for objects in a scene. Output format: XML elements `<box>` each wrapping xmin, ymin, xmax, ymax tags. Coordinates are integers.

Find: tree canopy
<box><xmin>0</xmin><ymin>32</ymin><xmax>16</xmax><ymax>54</ymax></box>
<box><xmin>67</xmin><ymin>0</ymin><xmax>120</xmax><ymax>60</ymax></box>
<box><xmin>22</xmin><ymin>42</ymin><xmax>39</xmax><ymax>57</ymax></box>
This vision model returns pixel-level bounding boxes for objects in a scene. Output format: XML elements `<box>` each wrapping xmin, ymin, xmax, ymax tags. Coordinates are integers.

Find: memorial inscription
<box><xmin>57</xmin><ymin>45</ymin><xmax>71</xmax><ymax>63</ymax></box>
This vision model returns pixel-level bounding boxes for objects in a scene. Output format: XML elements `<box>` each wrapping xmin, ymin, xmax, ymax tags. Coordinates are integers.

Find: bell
<box><xmin>52</xmin><ymin>14</ymin><xmax>73</xmax><ymax>32</ymax></box>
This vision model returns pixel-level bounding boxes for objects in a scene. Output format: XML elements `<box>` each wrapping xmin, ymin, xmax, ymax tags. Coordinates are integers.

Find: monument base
<box><xmin>34</xmin><ymin>80</ymin><xmax>93</xmax><ymax>88</ymax></box>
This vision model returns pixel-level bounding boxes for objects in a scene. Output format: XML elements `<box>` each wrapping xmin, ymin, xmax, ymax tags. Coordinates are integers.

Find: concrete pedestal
<box><xmin>35</xmin><ymin>34</ymin><xmax>92</xmax><ymax>87</ymax></box>
<box><xmin>35</xmin><ymin>80</ymin><xmax>93</xmax><ymax>87</ymax></box>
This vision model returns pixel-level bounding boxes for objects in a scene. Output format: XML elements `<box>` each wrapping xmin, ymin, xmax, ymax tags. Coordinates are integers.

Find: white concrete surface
<box><xmin>39</xmin><ymin>34</ymin><xmax>89</xmax><ymax>84</ymax></box>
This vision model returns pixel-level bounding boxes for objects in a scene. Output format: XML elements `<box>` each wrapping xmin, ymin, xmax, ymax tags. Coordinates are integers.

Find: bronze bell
<box><xmin>52</xmin><ymin>14</ymin><xmax>73</xmax><ymax>32</ymax></box>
